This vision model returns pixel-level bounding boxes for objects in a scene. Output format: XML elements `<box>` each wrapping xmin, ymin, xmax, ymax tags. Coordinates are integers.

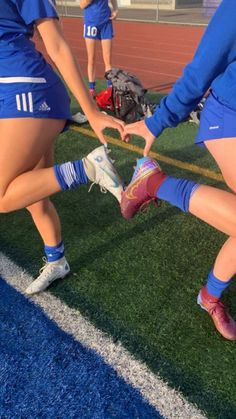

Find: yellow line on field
<box><xmin>71</xmin><ymin>125</ymin><xmax>223</xmax><ymax>182</ymax></box>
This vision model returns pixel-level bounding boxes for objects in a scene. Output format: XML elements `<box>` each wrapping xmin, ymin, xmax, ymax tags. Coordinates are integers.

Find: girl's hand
<box><xmin>123</xmin><ymin>120</ymin><xmax>156</xmax><ymax>156</ymax></box>
<box><xmin>88</xmin><ymin>110</ymin><xmax>125</xmax><ymax>144</ymax></box>
<box><xmin>110</xmin><ymin>9</ymin><xmax>118</xmax><ymax>20</ymax></box>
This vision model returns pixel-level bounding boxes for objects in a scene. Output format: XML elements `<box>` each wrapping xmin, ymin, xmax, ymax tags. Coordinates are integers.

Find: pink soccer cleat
<box><xmin>120</xmin><ymin>157</ymin><xmax>167</xmax><ymax>219</ymax></box>
<box><xmin>198</xmin><ymin>286</ymin><xmax>236</xmax><ymax>340</ymax></box>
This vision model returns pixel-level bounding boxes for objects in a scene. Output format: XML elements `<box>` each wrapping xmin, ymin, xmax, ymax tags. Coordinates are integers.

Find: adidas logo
<box><xmin>39</xmin><ymin>101</ymin><xmax>51</xmax><ymax>112</ymax></box>
<box><xmin>209</xmin><ymin>125</ymin><xmax>219</xmax><ymax>130</ymax></box>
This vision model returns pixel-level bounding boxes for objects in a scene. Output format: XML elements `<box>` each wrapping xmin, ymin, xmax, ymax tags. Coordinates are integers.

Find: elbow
<box><xmin>46</xmin><ymin>41</ymin><xmax>69</xmax><ymax>66</ymax></box>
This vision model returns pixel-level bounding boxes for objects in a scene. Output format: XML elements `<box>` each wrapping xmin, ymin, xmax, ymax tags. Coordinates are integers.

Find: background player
<box><xmin>80</xmin><ymin>0</ymin><xmax>118</xmax><ymax>96</ymax></box>
<box><xmin>121</xmin><ymin>0</ymin><xmax>236</xmax><ymax>341</ymax></box>
<box><xmin>0</xmin><ymin>0</ymin><xmax>124</xmax><ymax>294</ymax></box>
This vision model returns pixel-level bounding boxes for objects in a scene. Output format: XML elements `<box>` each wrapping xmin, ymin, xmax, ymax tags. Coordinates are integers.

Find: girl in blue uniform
<box><xmin>80</xmin><ymin>0</ymin><xmax>118</xmax><ymax>96</ymax></box>
<box><xmin>122</xmin><ymin>0</ymin><xmax>236</xmax><ymax>340</ymax></box>
<box><xmin>0</xmin><ymin>0</ymin><xmax>124</xmax><ymax>294</ymax></box>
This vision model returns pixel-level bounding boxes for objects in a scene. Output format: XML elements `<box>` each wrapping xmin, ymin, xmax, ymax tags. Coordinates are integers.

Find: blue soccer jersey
<box><xmin>0</xmin><ymin>0</ymin><xmax>60</xmax><ymax>96</ymax></box>
<box><xmin>145</xmin><ymin>0</ymin><xmax>236</xmax><ymax>138</ymax></box>
<box><xmin>83</xmin><ymin>0</ymin><xmax>111</xmax><ymax>26</ymax></box>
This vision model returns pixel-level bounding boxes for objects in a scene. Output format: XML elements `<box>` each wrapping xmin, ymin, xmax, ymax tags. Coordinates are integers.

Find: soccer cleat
<box><xmin>71</xmin><ymin>112</ymin><xmax>88</xmax><ymax>124</ymax></box>
<box><xmin>197</xmin><ymin>286</ymin><xmax>236</xmax><ymax>340</ymax></box>
<box><xmin>82</xmin><ymin>145</ymin><xmax>124</xmax><ymax>202</ymax></box>
<box><xmin>25</xmin><ymin>256</ymin><xmax>70</xmax><ymax>295</ymax></box>
<box><xmin>120</xmin><ymin>157</ymin><xmax>167</xmax><ymax>219</ymax></box>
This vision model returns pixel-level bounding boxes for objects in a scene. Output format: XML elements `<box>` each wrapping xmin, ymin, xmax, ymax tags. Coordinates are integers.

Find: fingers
<box><xmin>97</xmin><ymin>134</ymin><xmax>107</xmax><ymax>145</ymax></box>
<box><xmin>123</xmin><ymin>133</ymin><xmax>130</xmax><ymax>143</ymax></box>
<box><xmin>143</xmin><ymin>142</ymin><xmax>150</xmax><ymax>157</ymax></box>
<box><xmin>123</xmin><ymin>122</ymin><xmax>139</xmax><ymax>136</ymax></box>
<box><xmin>143</xmin><ymin>138</ymin><xmax>154</xmax><ymax>156</ymax></box>
<box><xmin>106</xmin><ymin>117</ymin><xmax>125</xmax><ymax>139</ymax></box>
<box><xmin>94</xmin><ymin>115</ymin><xmax>125</xmax><ymax>144</ymax></box>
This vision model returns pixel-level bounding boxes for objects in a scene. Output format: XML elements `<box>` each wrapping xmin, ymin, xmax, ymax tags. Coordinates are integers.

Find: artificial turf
<box><xmin>1</xmin><ymin>85</ymin><xmax>236</xmax><ymax>419</ymax></box>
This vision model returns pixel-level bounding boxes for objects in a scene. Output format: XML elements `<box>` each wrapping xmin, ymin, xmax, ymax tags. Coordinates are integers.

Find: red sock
<box><xmin>147</xmin><ymin>171</ymin><xmax>167</xmax><ymax>198</ymax></box>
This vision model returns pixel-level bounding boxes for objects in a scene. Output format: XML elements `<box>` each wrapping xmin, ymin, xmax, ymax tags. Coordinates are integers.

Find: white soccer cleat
<box><xmin>25</xmin><ymin>256</ymin><xmax>70</xmax><ymax>295</ymax></box>
<box><xmin>71</xmin><ymin>112</ymin><xmax>88</xmax><ymax>124</ymax></box>
<box><xmin>82</xmin><ymin>145</ymin><xmax>124</xmax><ymax>202</ymax></box>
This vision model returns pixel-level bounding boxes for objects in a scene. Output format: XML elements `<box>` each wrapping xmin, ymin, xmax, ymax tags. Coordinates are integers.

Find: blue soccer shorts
<box><xmin>195</xmin><ymin>91</ymin><xmax>236</xmax><ymax>147</ymax></box>
<box><xmin>83</xmin><ymin>20</ymin><xmax>113</xmax><ymax>40</ymax></box>
<box><xmin>0</xmin><ymin>79</ymin><xmax>71</xmax><ymax>127</ymax></box>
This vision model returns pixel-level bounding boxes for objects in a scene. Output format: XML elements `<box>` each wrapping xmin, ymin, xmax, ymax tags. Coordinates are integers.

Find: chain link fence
<box><xmin>56</xmin><ymin>0</ymin><xmax>221</xmax><ymax>25</ymax></box>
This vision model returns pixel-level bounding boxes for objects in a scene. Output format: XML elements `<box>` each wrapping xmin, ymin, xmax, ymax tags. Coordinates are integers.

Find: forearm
<box><xmin>110</xmin><ymin>0</ymin><xmax>118</xmax><ymax>11</ymax></box>
<box><xmin>37</xmin><ymin>19</ymin><xmax>97</xmax><ymax>118</ymax></box>
<box><xmin>51</xmin><ymin>43</ymin><xmax>96</xmax><ymax>116</ymax></box>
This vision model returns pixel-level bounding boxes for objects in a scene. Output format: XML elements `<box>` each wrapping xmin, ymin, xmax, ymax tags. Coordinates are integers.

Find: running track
<box><xmin>60</xmin><ymin>18</ymin><xmax>205</xmax><ymax>92</ymax></box>
<box><xmin>36</xmin><ymin>18</ymin><xmax>205</xmax><ymax>92</ymax></box>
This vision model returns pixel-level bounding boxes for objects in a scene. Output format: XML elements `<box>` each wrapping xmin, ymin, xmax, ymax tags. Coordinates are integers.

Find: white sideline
<box><xmin>0</xmin><ymin>252</ymin><xmax>206</xmax><ymax>419</ymax></box>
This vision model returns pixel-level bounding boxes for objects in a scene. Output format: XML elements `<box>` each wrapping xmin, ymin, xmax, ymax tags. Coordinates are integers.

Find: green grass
<box><xmin>2</xmin><ymin>84</ymin><xmax>236</xmax><ymax>419</ymax></box>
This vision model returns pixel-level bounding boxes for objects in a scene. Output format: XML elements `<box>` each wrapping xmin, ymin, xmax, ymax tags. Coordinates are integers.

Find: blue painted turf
<box><xmin>0</xmin><ymin>278</ymin><xmax>164</xmax><ymax>418</ymax></box>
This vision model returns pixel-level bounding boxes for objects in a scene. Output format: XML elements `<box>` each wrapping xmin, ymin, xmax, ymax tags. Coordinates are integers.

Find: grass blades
<box><xmin>1</xmin><ymin>85</ymin><xmax>236</xmax><ymax>419</ymax></box>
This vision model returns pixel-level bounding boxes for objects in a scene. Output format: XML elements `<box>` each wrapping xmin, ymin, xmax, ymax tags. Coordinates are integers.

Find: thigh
<box><xmin>0</xmin><ymin>118</ymin><xmax>65</xmax><ymax>195</ymax></box>
<box><xmin>205</xmin><ymin>137</ymin><xmax>236</xmax><ymax>192</ymax></box>
<box><xmin>85</xmin><ymin>37</ymin><xmax>97</xmax><ymax>62</ymax></box>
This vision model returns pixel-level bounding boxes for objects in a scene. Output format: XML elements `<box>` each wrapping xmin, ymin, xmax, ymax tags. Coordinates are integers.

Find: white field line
<box><xmin>0</xmin><ymin>252</ymin><xmax>206</xmax><ymax>419</ymax></box>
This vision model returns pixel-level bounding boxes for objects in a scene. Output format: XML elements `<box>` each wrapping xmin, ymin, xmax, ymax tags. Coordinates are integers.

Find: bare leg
<box><xmin>26</xmin><ymin>146</ymin><xmax>62</xmax><ymax>246</ymax></box>
<box><xmin>189</xmin><ymin>137</ymin><xmax>236</xmax><ymax>281</ymax></box>
<box><xmin>27</xmin><ymin>200</ymin><xmax>62</xmax><ymax>246</ymax></box>
<box><xmin>85</xmin><ymin>38</ymin><xmax>97</xmax><ymax>83</ymax></box>
<box><xmin>0</xmin><ymin>118</ymin><xmax>65</xmax><ymax>212</ymax></box>
<box><xmin>101</xmin><ymin>38</ymin><xmax>112</xmax><ymax>73</ymax></box>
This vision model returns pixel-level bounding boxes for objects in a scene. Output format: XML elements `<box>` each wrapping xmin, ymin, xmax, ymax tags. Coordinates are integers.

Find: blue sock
<box><xmin>54</xmin><ymin>160</ymin><xmax>89</xmax><ymax>191</ymax></box>
<box><xmin>207</xmin><ymin>269</ymin><xmax>232</xmax><ymax>298</ymax></box>
<box><xmin>106</xmin><ymin>79</ymin><xmax>112</xmax><ymax>87</ymax></box>
<box><xmin>157</xmin><ymin>176</ymin><xmax>200</xmax><ymax>212</ymax></box>
<box><xmin>44</xmin><ymin>240</ymin><xmax>65</xmax><ymax>262</ymax></box>
<box><xmin>89</xmin><ymin>81</ymin><xmax>96</xmax><ymax>90</ymax></box>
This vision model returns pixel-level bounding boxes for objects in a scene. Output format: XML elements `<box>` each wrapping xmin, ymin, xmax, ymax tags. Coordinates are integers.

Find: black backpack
<box><xmin>104</xmin><ymin>68</ymin><xmax>154</xmax><ymax>123</ymax></box>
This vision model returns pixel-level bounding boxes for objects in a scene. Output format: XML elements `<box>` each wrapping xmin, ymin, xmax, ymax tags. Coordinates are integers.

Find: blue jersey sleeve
<box><xmin>14</xmin><ymin>0</ymin><xmax>58</xmax><ymax>25</ymax></box>
<box><xmin>145</xmin><ymin>0</ymin><xmax>236</xmax><ymax>137</ymax></box>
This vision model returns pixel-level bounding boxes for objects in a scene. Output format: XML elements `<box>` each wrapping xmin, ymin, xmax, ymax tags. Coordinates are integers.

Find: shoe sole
<box><xmin>197</xmin><ymin>293</ymin><xmax>208</xmax><ymax>312</ymax></box>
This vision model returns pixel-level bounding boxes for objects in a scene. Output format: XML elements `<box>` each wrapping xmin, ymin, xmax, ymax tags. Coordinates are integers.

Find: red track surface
<box><xmin>60</xmin><ymin>17</ymin><xmax>205</xmax><ymax>92</ymax></box>
<box><xmin>36</xmin><ymin>17</ymin><xmax>205</xmax><ymax>93</ymax></box>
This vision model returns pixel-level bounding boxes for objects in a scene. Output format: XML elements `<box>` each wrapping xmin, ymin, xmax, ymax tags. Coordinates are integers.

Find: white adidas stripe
<box><xmin>16</xmin><ymin>94</ymin><xmax>21</xmax><ymax>111</ymax></box>
<box><xmin>28</xmin><ymin>92</ymin><xmax>33</xmax><ymax>113</ymax></box>
<box><xmin>22</xmin><ymin>93</ymin><xmax>27</xmax><ymax>112</ymax></box>
<box><xmin>15</xmin><ymin>93</ymin><xmax>34</xmax><ymax>113</ymax></box>
<box><xmin>0</xmin><ymin>252</ymin><xmax>206</xmax><ymax>419</ymax></box>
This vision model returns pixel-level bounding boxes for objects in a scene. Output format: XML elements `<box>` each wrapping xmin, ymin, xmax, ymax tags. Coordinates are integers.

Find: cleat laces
<box><xmin>39</xmin><ymin>257</ymin><xmax>57</xmax><ymax>277</ymax></box>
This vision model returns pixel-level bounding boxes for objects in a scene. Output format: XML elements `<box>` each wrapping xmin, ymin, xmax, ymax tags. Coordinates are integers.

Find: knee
<box><xmin>0</xmin><ymin>198</ymin><xmax>14</xmax><ymax>213</ymax></box>
<box><xmin>224</xmin><ymin>178</ymin><xmax>236</xmax><ymax>194</ymax></box>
